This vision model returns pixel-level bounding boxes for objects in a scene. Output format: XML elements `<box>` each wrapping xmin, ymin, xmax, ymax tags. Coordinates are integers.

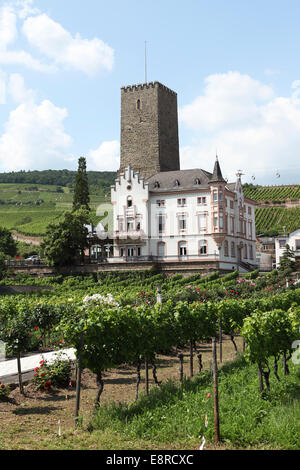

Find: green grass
<box><xmin>90</xmin><ymin>355</ymin><xmax>300</xmax><ymax>449</ymax></box>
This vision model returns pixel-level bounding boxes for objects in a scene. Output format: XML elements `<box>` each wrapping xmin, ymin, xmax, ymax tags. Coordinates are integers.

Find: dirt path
<box><xmin>12</xmin><ymin>230</ymin><xmax>42</xmax><ymax>246</ymax></box>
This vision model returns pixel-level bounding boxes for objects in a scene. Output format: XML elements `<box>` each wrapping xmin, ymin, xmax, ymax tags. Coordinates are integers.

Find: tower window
<box><xmin>136</xmin><ymin>99</ymin><xmax>141</xmax><ymax>110</ymax></box>
<box><xmin>127</xmin><ymin>196</ymin><xmax>133</xmax><ymax>208</ymax></box>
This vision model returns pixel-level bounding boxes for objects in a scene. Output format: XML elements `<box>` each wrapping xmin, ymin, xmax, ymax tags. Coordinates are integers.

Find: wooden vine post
<box><xmin>145</xmin><ymin>355</ymin><xmax>149</xmax><ymax>396</ymax></box>
<box><xmin>212</xmin><ymin>337</ymin><xmax>220</xmax><ymax>442</ymax></box>
<box><xmin>17</xmin><ymin>352</ymin><xmax>24</xmax><ymax>395</ymax></box>
<box><xmin>219</xmin><ymin>311</ymin><xmax>223</xmax><ymax>363</ymax></box>
<box><xmin>75</xmin><ymin>330</ymin><xmax>84</xmax><ymax>427</ymax></box>
<box><xmin>189</xmin><ymin>340</ymin><xmax>194</xmax><ymax>377</ymax></box>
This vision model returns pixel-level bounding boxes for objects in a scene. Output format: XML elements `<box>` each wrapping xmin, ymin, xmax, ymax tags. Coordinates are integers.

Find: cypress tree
<box><xmin>73</xmin><ymin>157</ymin><xmax>90</xmax><ymax>211</ymax></box>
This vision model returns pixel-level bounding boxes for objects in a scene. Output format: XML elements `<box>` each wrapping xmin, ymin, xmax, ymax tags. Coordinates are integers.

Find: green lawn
<box><xmin>91</xmin><ymin>355</ymin><xmax>300</xmax><ymax>450</ymax></box>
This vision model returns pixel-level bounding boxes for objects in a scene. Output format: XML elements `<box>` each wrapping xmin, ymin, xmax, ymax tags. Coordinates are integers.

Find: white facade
<box><xmin>110</xmin><ymin>165</ymin><xmax>257</xmax><ymax>272</ymax></box>
<box><xmin>275</xmin><ymin>228</ymin><xmax>300</xmax><ymax>267</ymax></box>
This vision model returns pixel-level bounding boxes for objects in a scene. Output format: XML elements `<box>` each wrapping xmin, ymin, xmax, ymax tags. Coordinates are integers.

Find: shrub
<box><xmin>33</xmin><ymin>354</ymin><xmax>73</xmax><ymax>391</ymax></box>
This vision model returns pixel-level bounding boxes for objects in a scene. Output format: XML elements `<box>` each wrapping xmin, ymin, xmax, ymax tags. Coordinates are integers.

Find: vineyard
<box><xmin>0</xmin><ymin>268</ymin><xmax>300</xmax><ymax>450</ymax></box>
<box><xmin>243</xmin><ymin>184</ymin><xmax>300</xmax><ymax>203</ymax></box>
<box><xmin>255</xmin><ymin>206</ymin><xmax>300</xmax><ymax>235</ymax></box>
<box><xmin>0</xmin><ymin>183</ymin><xmax>104</xmax><ymax>236</ymax></box>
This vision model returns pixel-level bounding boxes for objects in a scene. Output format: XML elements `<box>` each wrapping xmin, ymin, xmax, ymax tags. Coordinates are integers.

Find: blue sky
<box><xmin>0</xmin><ymin>0</ymin><xmax>300</xmax><ymax>185</ymax></box>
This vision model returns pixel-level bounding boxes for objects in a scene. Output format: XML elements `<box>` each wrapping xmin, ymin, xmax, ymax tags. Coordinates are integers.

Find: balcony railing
<box><xmin>109</xmin><ymin>253</ymin><xmax>220</xmax><ymax>263</ymax></box>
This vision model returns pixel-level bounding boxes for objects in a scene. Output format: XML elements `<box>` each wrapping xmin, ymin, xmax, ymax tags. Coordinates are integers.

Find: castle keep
<box><xmin>119</xmin><ymin>81</ymin><xmax>180</xmax><ymax>180</ymax></box>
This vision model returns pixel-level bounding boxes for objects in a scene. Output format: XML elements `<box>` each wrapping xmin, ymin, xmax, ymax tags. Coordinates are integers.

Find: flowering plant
<box><xmin>136</xmin><ymin>291</ymin><xmax>156</xmax><ymax>306</ymax></box>
<box><xmin>33</xmin><ymin>354</ymin><xmax>73</xmax><ymax>391</ymax></box>
<box><xmin>0</xmin><ymin>381</ymin><xmax>10</xmax><ymax>399</ymax></box>
<box><xmin>83</xmin><ymin>293</ymin><xmax>119</xmax><ymax>307</ymax></box>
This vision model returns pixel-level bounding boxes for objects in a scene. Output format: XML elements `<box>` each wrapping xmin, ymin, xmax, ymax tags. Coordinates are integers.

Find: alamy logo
<box><xmin>291</xmin><ymin>329</ymin><xmax>300</xmax><ymax>365</ymax></box>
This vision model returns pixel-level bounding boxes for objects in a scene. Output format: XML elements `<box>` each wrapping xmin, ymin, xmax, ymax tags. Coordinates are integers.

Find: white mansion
<box><xmin>110</xmin><ymin>161</ymin><xmax>257</xmax><ymax>272</ymax></box>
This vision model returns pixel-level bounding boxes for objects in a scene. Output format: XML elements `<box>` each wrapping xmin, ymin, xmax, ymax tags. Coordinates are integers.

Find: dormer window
<box><xmin>194</xmin><ymin>178</ymin><xmax>201</xmax><ymax>185</ymax></box>
<box><xmin>174</xmin><ymin>179</ymin><xmax>180</xmax><ymax>187</ymax></box>
<box><xmin>154</xmin><ymin>181</ymin><xmax>160</xmax><ymax>188</ymax></box>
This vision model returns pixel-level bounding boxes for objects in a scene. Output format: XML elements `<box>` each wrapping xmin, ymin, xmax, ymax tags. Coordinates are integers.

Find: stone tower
<box><xmin>119</xmin><ymin>81</ymin><xmax>180</xmax><ymax>180</ymax></box>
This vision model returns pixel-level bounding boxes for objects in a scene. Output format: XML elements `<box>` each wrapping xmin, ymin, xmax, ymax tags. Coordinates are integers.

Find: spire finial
<box><xmin>144</xmin><ymin>40</ymin><xmax>147</xmax><ymax>83</ymax></box>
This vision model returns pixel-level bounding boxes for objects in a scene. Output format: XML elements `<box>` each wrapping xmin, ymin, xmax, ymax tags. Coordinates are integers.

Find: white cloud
<box><xmin>8</xmin><ymin>72</ymin><xmax>35</xmax><ymax>103</ymax></box>
<box><xmin>88</xmin><ymin>141</ymin><xmax>119</xmax><ymax>171</ymax></box>
<box><xmin>0</xmin><ymin>5</ymin><xmax>18</xmax><ymax>49</ymax></box>
<box><xmin>14</xmin><ymin>0</ymin><xmax>40</xmax><ymax>19</ymax></box>
<box><xmin>0</xmin><ymin>70</ymin><xmax>6</xmax><ymax>104</ymax></box>
<box><xmin>0</xmin><ymin>75</ymin><xmax>73</xmax><ymax>171</ymax></box>
<box><xmin>0</xmin><ymin>4</ymin><xmax>56</xmax><ymax>73</ymax></box>
<box><xmin>179</xmin><ymin>71</ymin><xmax>274</xmax><ymax>132</ymax></box>
<box><xmin>179</xmin><ymin>71</ymin><xmax>300</xmax><ymax>184</ymax></box>
<box><xmin>22</xmin><ymin>13</ymin><xmax>114</xmax><ymax>76</ymax></box>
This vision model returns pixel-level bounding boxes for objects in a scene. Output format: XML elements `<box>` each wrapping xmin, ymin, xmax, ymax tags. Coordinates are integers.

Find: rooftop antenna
<box><xmin>144</xmin><ymin>40</ymin><xmax>147</xmax><ymax>83</ymax></box>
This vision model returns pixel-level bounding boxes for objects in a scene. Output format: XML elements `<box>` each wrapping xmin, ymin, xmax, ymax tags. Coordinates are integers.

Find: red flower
<box><xmin>1</xmin><ymin>384</ymin><xmax>5</xmax><ymax>389</ymax></box>
<box><xmin>206</xmin><ymin>393</ymin><xmax>211</xmax><ymax>398</ymax></box>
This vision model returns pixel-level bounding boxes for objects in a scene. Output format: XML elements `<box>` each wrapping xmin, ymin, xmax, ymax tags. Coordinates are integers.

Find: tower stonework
<box><xmin>119</xmin><ymin>81</ymin><xmax>180</xmax><ymax>180</ymax></box>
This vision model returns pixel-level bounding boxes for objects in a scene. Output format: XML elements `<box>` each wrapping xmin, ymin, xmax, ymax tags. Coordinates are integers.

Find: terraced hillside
<box><xmin>243</xmin><ymin>184</ymin><xmax>300</xmax><ymax>203</ymax></box>
<box><xmin>0</xmin><ymin>175</ymin><xmax>114</xmax><ymax>236</ymax></box>
<box><xmin>242</xmin><ymin>184</ymin><xmax>300</xmax><ymax>235</ymax></box>
<box><xmin>255</xmin><ymin>206</ymin><xmax>300</xmax><ymax>235</ymax></box>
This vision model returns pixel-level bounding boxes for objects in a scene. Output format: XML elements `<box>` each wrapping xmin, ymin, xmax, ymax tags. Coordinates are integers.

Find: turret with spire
<box><xmin>210</xmin><ymin>155</ymin><xmax>226</xmax><ymax>183</ymax></box>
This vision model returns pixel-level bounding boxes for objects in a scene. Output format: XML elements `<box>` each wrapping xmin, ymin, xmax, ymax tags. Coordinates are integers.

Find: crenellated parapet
<box><xmin>121</xmin><ymin>81</ymin><xmax>177</xmax><ymax>96</ymax></box>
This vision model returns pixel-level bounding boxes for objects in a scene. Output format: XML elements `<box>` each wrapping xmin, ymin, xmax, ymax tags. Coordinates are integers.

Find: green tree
<box><xmin>73</xmin><ymin>157</ymin><xmax>90</xmax><ymax>211</ymax></box>
<box><xmin>279</xmin><ymin>244</ymin><xmax>297</xmax><ymax>271</ymax></box>
<box><xmin>41</xmin><ymin>208</ymin><xmax>90</xmax><ymax>266</ymax></box>
<box><xmin>0</xmin><ymin>227</ymin><xmax>17</xmax><ymax>258</ymax></box>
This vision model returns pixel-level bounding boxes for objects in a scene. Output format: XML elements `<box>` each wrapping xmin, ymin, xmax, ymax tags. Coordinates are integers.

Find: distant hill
<box><xmin>0</xmin><ymin>169</ymin><xmax>117</xmax><ymax>195</ymax></box>
<box><xmin>0</xmin><ymin>169</ymin><xmax>117</xmax><ymax>237</ymax></box>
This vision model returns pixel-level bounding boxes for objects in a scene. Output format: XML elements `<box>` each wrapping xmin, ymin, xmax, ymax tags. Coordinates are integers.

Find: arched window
<box><xmin>136</xmin><ymin>99</ymin><xmax>141</xmax><ymax>110</ymax></box>
<box><xmin>154</xmin><ymin>181</ymin><xmax>160</xmax><ymax>188</ymax></box>
<box><xmin>174</xmin><ymin>179</ymin><xmax>180</xmax><ymax>187</ymax></box>
<box><xmin>179</xmin><ymin>241</ymin><xmax>187</xmax><ymax>257</ymax></box>
<box><xmin>194</xmin><ymin>178</ymin><xmax>201</xmax><ymax>185</ymax></box>
<box><xmin>199</xmin><ymin>239</ymin><xmax>207</xmax><ymax>255</ymax></box>
<box><xmin>127</xmin><ymin>196</ymin><xmax>133</xmax><ymax>208</ymax></box>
